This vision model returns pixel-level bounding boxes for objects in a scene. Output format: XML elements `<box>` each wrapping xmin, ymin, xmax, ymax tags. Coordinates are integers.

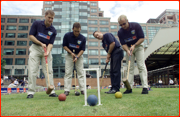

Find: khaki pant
<box><xmin>27</xmin><ymin>44</ymin><xmax>55</xmax><ymax>95</ymax></box>
<box><xmin>64</xmin><ymin>54</ymin><xmax>84</xmax><ymax>91</ymax></box>
<box><xmin>126</xmin><ymin>44</ymin><xmax>148</xmax><ymax>89</ymax></box>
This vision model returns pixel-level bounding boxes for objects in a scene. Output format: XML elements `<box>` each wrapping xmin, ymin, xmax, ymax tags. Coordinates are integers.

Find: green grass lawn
<box><xmin>1</xmin><ymin>88</ymin><xmax>179</xmax><ymax>116</ymax></box>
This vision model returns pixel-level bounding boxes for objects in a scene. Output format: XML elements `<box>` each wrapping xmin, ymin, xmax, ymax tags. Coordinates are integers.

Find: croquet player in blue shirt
<box><xmin>27</xmin><ymin>10</ymin><xmax>58</xmax><ymax>98</ymax></box>
<box><xmin>93</xmin><ymin>31</ymin><xmax>124</xmax><ymax>94</ymax></box>
<box><xmin>63</xmin><ymin>22</ymin><xmax>86</xmax><ymax>96</ymax></box>
<box><xmin>117</xmin><ymin>14</ymin><xmax>148</xmax><ymax>94</ymax></box>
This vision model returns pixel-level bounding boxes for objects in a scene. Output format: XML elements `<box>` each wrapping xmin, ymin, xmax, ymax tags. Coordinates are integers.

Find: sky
<box><xmin>1</xmin><ymin>1</ymin><xmax>179</xmax><ymax>23</ymax></box>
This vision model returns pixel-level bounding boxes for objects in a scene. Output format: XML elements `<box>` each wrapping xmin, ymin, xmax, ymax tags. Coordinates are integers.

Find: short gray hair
<box><xmin>118</xmin><ymin>15</ymin><xmax>128</xmax><ymax>22</ymax></box>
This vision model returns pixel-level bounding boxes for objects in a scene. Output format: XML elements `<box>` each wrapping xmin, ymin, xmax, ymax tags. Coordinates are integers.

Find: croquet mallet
<box><xmin>44</xmin><ymin>48</ymin><xmax>54</xmax><ymax>94</ymax></box>
<box><xmin>122</xmin><ymin>52</ymin><xmax>132</xmax><ymax>90</ymax></box>
<box><xmin>100</xmin><ymin>62</ymin><xmax>108</xmax><ymax>91</ymax></box>
<box><xmin>73</xmin><ymin>50</ymin><xmax>80</xmax><ymax>96</ymax></box>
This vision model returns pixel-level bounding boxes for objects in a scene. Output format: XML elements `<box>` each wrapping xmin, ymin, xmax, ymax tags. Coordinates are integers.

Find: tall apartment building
<box><xmin>1</xmin><ymin>1</ymin><xmax>179</xmax><ymax>78</ymax></box>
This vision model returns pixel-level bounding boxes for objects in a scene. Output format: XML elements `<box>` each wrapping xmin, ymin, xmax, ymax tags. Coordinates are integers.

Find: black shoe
<box><xmin>64</xmin><ymin>91</ymin><xmax>70</xmax><ymax>96</ymax></box>
<box><xmin>81</xmin><ymin>91</ymin><xmax>84</xmax><ymax>95</ymax></box>
<box><xmin>141</xmin><ymin>88</ymin><xmax>148</xmax><ymax>94</ymax></box>
<box><xmin>27</xmin><ymin>94</ymin><xmax>33</xmax><ymax>98</ymax></box>
<box><xmin>106</xmin><ymin>89</ymin><xmax>117</xmax><ymax>94</ymax></box>
<box><xmin>105</xmin><ymin>89</ymin><xmax>112</xmax><ymax>93</ymax></box>
<box><xmin>49</xmin><ymin>93</ymin><xmax>58</xmax><ymax>97</ymax></box>
<box><xmin>123</xmin><ymin>89</ymin><xmax>132</xmax><ymax>94</ymax></box>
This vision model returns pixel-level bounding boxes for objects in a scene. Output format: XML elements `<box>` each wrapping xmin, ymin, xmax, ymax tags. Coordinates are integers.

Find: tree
<box><xmin>1</xmin><ymin>54</ymin><xmax>6</xmax><ymax>74</ymax></box>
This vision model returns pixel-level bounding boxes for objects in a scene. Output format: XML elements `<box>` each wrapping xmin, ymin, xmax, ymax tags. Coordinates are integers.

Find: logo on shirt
<box><xmin>48</xmin><ymin>31</ymin><xmax>53</xmax><ymax>36</ymax></box>
<box><xmin>69</xmin><ymin>43</ymin><xmax>80</xmax><ymax>49</ymax></box>
<box><xmin>38</xmin><ymin>32</ymin><xmax>50</xmax><ymax>40</ymax></box>
<box><xmin>131</xmin><ymin>30</ymin><xmax>135</xmax><ymax>34</ymax></box>
<box><xmin>124</xmin><ymin>37</ymin><xmax>133</xmax><ymax>43</ymax></box>
<box><xmin>77</xmin><ymin>40</ymin><xmax>82</xmax><ymax>44</ymax></box>
<box><xmin>132</xmin><ymin>36</ymin><xmax>137</xmax><ymax>40</ymax></box>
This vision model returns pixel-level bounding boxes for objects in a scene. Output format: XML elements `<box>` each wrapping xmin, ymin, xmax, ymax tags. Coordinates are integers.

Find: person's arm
<box><xmin>122</xmin><ymin>44</ymin><xmax>131</xmax><ymax>56</ymax></box>
<box><xmin>74</xmin><ymin>50</ymin><xmax>84</xmax><ymax>63</ymax></box>
<box><xmin>44</xmin><ymin>44</ymin><xmax>53</xmax><ymax>57</ymax></box>
<box><xmin>130</xmin><ymin>38</ymin><xmax>144</xmax><ymax>54</ymax></box>
<box><xmin>63</xmin><ymin>46</ymin><xmax>76</xmax><ymax>59</ymax></box>
<box><xmin>29</xmin><ymin>35</ymin><xmax>46</xmax><ymax>47</ymax></box>
<box><xmin>106</xmin><ymin>42</ymin><xmax>115</xmax><ymax>63</ymax></box>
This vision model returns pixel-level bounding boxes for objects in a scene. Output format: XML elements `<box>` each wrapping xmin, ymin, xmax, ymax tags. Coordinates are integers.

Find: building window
<box><xmin>1</xmin><ymin>33</ymin><xmax>3</xmax><ymax>38</ymax></box>
<box><xmin>7</xmin><ymin>18</ymin><xmax>17</xmax><ymax>23</ymax></box>
<box><xmin>111</xmin><ymin>32</ymin><xmax>117</xmax><ymax>36</ymax></box>
<box><xmin>29</xmin><ymin>41</ymin><xmax>33</xmax><ymax>46</ymax></box>
<box><xmin>89</xmin><ymin>49</ymin><xmax>98</xmax><ymax>56</ymax></box>
<box><xmin>91</xmin><ymin>9</ymin><xmax>97</xmax><ymax>13</ymax></box>
<box><xmin>45</xmin><ymin>1</ymin><xmax>51</xmax><ymax>4</ymax></box>
<box><xmin>1</xmin><ymin>18</ymin><xmax>5</xmax><ymax>23</ymax></box>
<box><xmin>89</xmin><ymin>58</ymin><xmax>99</xmax><ymax>65</ymax></box>
<box><xmin>1</xmin><ymin>25</ymin><xmax>4</xmax><ymax>30</ymax></box>
<box><xmin>88</xmin><ymin>20</ymin><xmax>98</xmax><ymax>25</ymax></box>
<box><xmin>79</xmin><ymin>12</ymin><xmax>87</xmax><ymax>16</ymax></box>
<box><xmin>89</xmin><ymin>42</ymin><xmax>98</xmax><ymax>47</ymax></box>
<box><xmin>31</xmin><ymin>19</ymin><xmax>41</xmax><ymax>23</ymax></box>
<box><xmin>6</xmin><ymin>26</ymin><xmax>16</xmax><ymax>30</ymax></box>
<box><xmin>45</xmin><ymin>7</ymin><xmax>51</xmax><ymax>10</ymax></box>
<box><xmin>83</xmin><ymin>57</ymin><xmax>88</xmax><ymax>64</ymax></box>
<box><xmin>88</xmin><ymin>27</ymin><xmax>98</xmax><ymax>32</ymax></box>
<box><xmin>111</xmin><ymin>25</ymin><xmax>117</xmax><ymax>29</ymax></box>
<box><xmin>15</xmin><ymin>69</ymin><xmax>24</xmax><ymax>75</ymax></box>
<box><xmin>100</xmin><ymin>58</ymin><xmax>106</xmax><ymax>65</ymax></box>
<box><xmin>100</xmin><ymin>49</ymin><xmax>106</xmax><ymax>56</ymax></box>
<box><xmin>15</xmin><ymin>58</ymin><xmax>25</xmax><ymax>65</ymax></box>
<box><xmin>91</xmin><ymin>15</ymin><xmax>97</xmax><ymax>17</ymax></box>
<box><xmin>5</xmin><ymin>69</ymin><xmax>11</xmax><ymax>75</ymax></box>
<box><xmin>88</xmin><ymin>34</ymin><xmax>95</xmax><ymax>39</ymax></box>
<box><xmin>16</xmin><ymin>49</ymin><xmax>26</xmax><ymax>55</ymax></box>
<box><xmin>3</xmin><ymin>49</ymin><xmax>14</xmax><ymax>55</ymax></box>
<box><xmin>3</xmin><ymin>58</ymin><xmax>13</xmax><ymax>65</ymax></box>
<box><xmin>19</xmin><ymin>19</ymin><xmax>29</xmax><ymax>23</ymax></box>
<box><xmin>5</xmin><ymin>33</ymin><xmax>16</xmax><ymax>38</ymax></box>
<box><xmin>100</xmin><ymin>27</ymin><xmax>109</xmax><ymax>32</ymax></box>
<box><xmin>18</xmin><ymin>33</ymin><xmax>28</xmax><ymax>38</ymax></box>
<box><xmin>100</xmin><ymin>20</ymin><xmax>109</xmax><ymax>25</ymax></box>
<box><xmin>79</xmin><ymin>5</ymin><xmax>87</xmax><ymax>9</ymax></box>
<box><xmin>79</xmin><ymin>19</ymin><xmax>87</xmax><ymax>23</ymax></box>
<box><xmin>4</xmin><ymin>41</ymin><xmax>15</xmax><ymax>46</ymax></box>
<box><xmin>91</xmin><ymin>2</ymin><xmax>97</xmax><ymax>6</ymax></box>
<box><xmin>18</xmin><ymin>26</ymin><xmax>28</xmax><ymax>30</ymax></box>
<box><xmin>81</xmin><ymin>26</ymin><xmax>88</xmax><ymax>31</ymax></box>
<box><xmin>17</xmin><ymin>41</ymin><xmax>27</xmax><ymax>46</ymax></box>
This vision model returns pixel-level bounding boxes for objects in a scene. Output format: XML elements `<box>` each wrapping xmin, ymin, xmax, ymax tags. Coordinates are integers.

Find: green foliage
<box><xmin>1</xmin><ymin>54</ymin><xmax>6</xmax><ymax>74</ymax></box>
<box><xmin>1</xmin><ymin>88</ymin><xmax>179</xmax><ymax>116</ymax></box>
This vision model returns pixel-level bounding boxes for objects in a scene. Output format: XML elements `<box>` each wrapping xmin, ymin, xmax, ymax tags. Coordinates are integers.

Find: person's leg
<box><xmin>27</xmin><ymin>44</ymin><xmax>41</xmax><ymax>97</ymax></box>
<box><xmin>134</xmin><ymin>44</ymin><xmax>148</xmax><ymax>94</ymax></box>
<box><xmin>135</xmin><ymin>45</ymin><xmax>148</xmax><ymax>88</ymax></box>
<box><xmin>76</xmin><ymin>55</ymin><xmax>85</xmax><ymax>93</ymax></box>
<box><xmin>110</xmin><ymin>48</ymin><xmax>124</xmax><ymax>92</ymax></box>
<box><xmin>64</xmin><ymin>54</ymin><xmax>73</xmax><ymax>93</ymax></box>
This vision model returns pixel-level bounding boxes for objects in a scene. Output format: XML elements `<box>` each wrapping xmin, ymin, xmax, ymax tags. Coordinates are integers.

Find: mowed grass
<box><xmin>1</xmin><ymin>88</ymin><xmax>179</xmax><ymax>116</ymax></box>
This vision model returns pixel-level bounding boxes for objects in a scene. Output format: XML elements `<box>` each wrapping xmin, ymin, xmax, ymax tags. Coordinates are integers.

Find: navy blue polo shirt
<box><xmin>118</xmin><ymin>22</ymin><xmax>144</xmax><ymax>47</ymax></box>
<box><xmin>29</xmin><ymin>20</ymin><xmax>57</xmax><ymax>46</ymax></box>
<box><xmin>63</xmin><ymin>32</ymin><xmax>86</xmax><ymax>54</ymax></box>
<box><xmin>102</xmin><ymin>33</ymin><xmax>121</xmax><ymax>54</ymax></box>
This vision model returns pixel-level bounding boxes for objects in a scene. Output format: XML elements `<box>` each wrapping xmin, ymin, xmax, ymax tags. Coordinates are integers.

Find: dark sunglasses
<box><xmin>119</xmin><ymin>22</ymin><xmax>126</xmax><ymax>26</ymax></box>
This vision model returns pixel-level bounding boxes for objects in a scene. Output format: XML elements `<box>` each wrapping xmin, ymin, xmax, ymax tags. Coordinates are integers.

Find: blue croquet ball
<box><xmin>87</xmin><ymin>95</ymin><xmax>98</xmax><ymax>106</ymax></box>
